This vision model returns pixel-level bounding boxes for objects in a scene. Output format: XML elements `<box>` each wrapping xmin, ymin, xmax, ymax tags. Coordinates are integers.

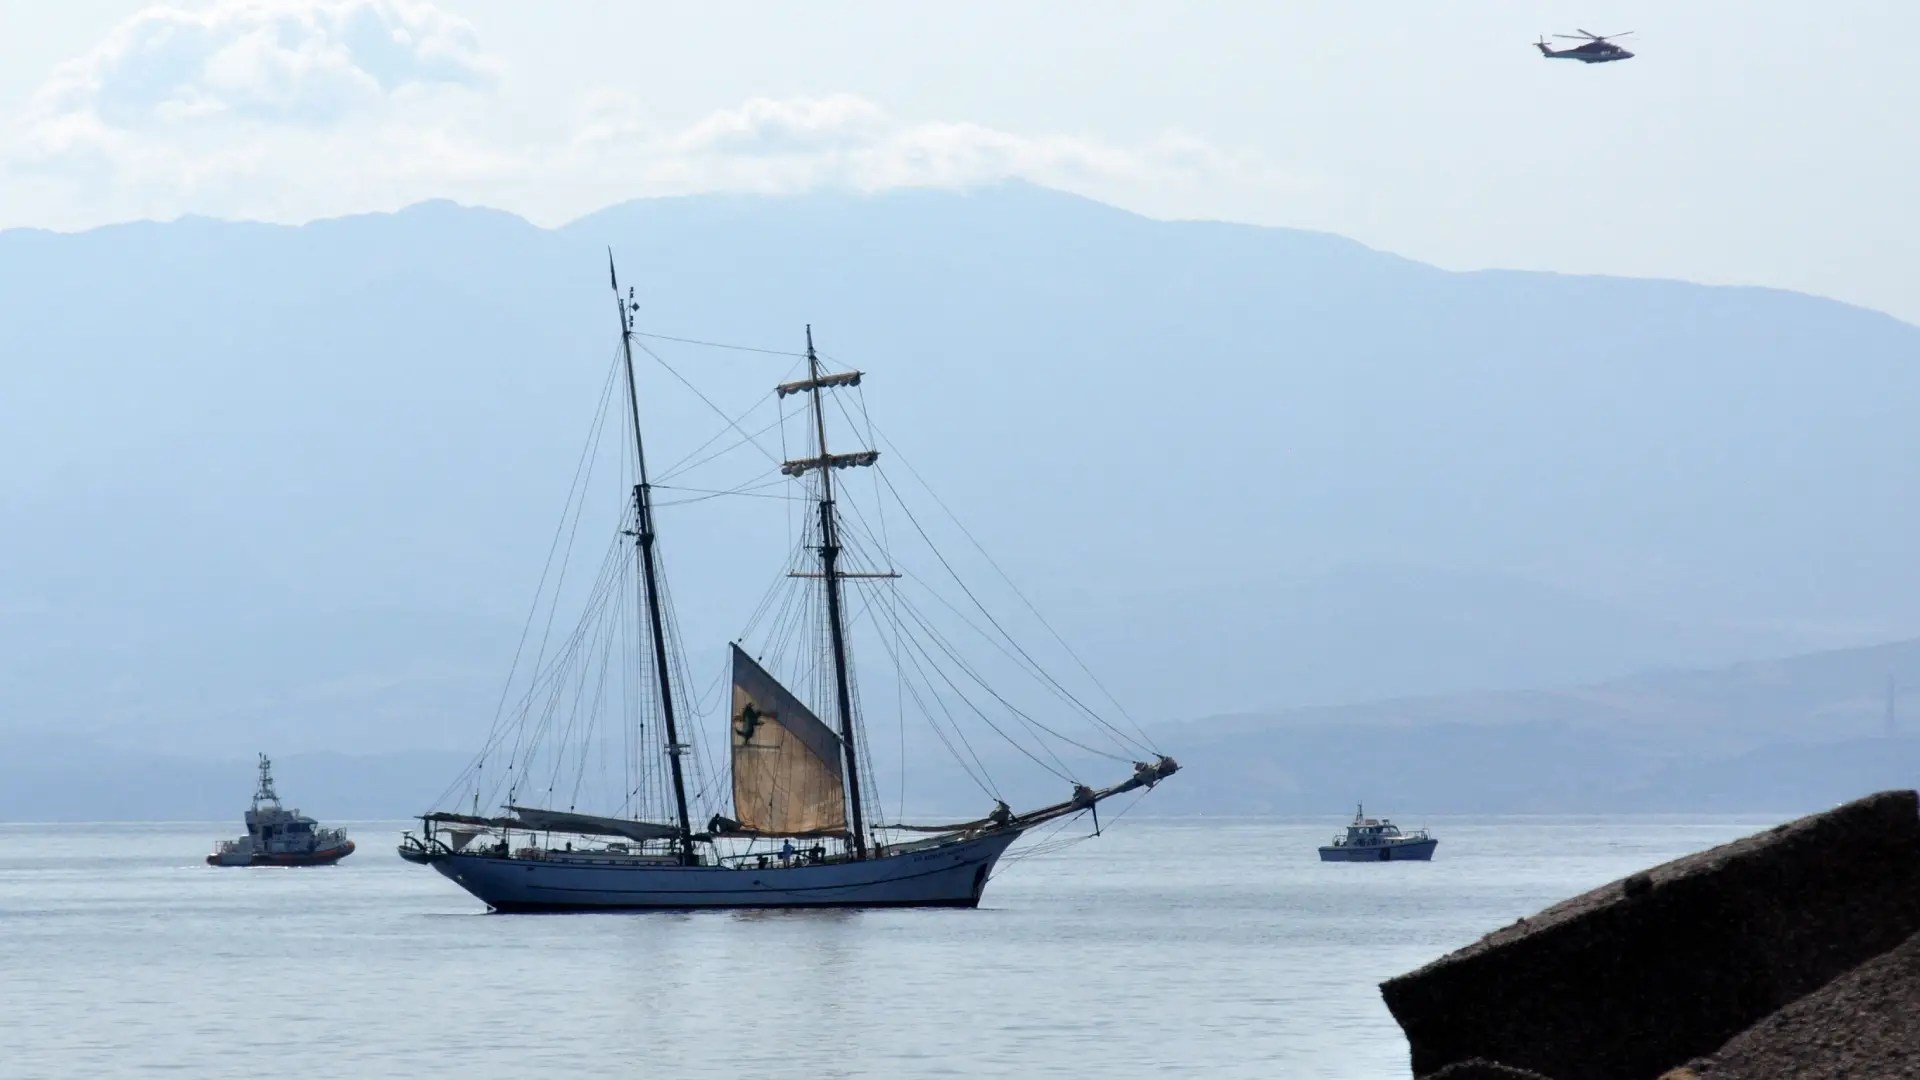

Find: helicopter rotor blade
<box><xmin>1552</xmin><ymin>35</ymin><xmax>1587</xmax><ymax>40</ymax></box>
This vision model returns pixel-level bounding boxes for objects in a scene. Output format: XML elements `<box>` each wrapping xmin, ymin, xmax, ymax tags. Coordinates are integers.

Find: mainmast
<box><xmin>780</xmin><ymin>326</ymin><xmax>874</xmax><ymax>858</ymax></box>
<box><xmin>609</xmin><ymin>253</ymin><xmax>696</xmax><ymax>861</ymax></box>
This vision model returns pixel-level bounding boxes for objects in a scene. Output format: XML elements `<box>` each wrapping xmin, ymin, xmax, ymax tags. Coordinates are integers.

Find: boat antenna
<box><xmin>254</xmin><ymin>753</ymin><xmax>279</xmax><ymax>807</ymax></box>
<box><xmin>803</xmin><ymin>325</ymin><xmax>871</xmax><ymax>859</ymax></box>
<box><xmin>610</xmin><ymin>250</ymin><xmax>696</xmax><ymax>862</ymax></box>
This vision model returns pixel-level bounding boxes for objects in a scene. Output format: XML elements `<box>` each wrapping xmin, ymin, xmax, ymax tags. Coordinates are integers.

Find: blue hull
<box><xmin>414</xmin><ymin>831</ymin><xmax>1021</xmax><ymax>911</ymax></box>
<box><xmin>1318</xmin><ymin>838</ymin><xmax>1438</xmax><ymax>862</ymax></box>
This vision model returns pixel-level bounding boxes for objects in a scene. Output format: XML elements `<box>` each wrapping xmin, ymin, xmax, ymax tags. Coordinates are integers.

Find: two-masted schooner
<box><xmin>399</xmin><ymin>258</ymin><xmax>1177</xmax><ymax>910</ymax></box>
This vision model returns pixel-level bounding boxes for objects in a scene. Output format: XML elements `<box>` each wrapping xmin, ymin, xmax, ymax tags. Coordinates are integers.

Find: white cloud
<box><xmin>2</xmin><ymin>1</ymin><xmax>1298</xmax><ymax>229</ymax></box>
<box><xmin>670</xmin><ymin>94</ymin><xmax>891</xmax><ymax>157</ymax></box>
<box><xmin>550</xmin><ymin>94</ymin><xmax>1299</xmax><ymax>219</ymax></box>
<box><xmin>24</xmin><ymin>0</ymin><xmax>491</xmax><ymax>133</ymax></box>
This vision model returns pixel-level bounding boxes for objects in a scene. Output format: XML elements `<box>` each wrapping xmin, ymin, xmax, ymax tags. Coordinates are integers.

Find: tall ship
<box><xmin>208</xmin><ymin>754</ymin><xmax>356</xmax><ymax>867</ymax></box>
<box><xmin>399</xmin><ymin>258</ymin><xmax>1177</xmax><ymax>910</ymax></box>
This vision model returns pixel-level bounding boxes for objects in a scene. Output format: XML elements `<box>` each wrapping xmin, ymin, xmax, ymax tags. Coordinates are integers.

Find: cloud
<box><xmin>567</xmin><ymin>95</ymin><xmax>1296</xmax><ymax>212</ymax></box>
<box><xmin>2</xmin><ymin>2</ymin><xmax>1299</xmax><ymax>229</ymax></box>
<box><xmin>670</xmin><ymin>94</ymin><xmax>891</xmax><ymax>157</ymax></box>
<box><xmin>22</xmin><ymin>0</ymin><xmax>491</xmax><ymax>136</ymax></box>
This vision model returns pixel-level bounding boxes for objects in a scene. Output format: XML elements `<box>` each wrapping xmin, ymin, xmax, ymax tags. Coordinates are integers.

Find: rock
<box><xmin>1420</xmin><ymin>1060</ymin><xmax>1558</xmax><ymax>1079</ymax></box>
<box><xmin>1381</xmin><ymin>790</ymin><xmax>1920</xmax><ymax>1080</ymax></box>
<box><xmin>1677</xmin><ymin>927</ymin><xmax>1920</xmax><ymax>1078</ymax></box>
<box><xmin>1420</xmin><ymin>1060</ymin><xmax>1559</xmax><ymax>1079</ymax></box>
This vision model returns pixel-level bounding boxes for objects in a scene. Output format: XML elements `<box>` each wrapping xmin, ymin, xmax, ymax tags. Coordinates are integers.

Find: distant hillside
<box><xmin>5</xmin><ymin>637</ymin><xmax>1918</xmax><ymax>821</ymax></box>
<box><xmin>1148</xmin><ymin>638</ymin><xmax>1920</xmax><ymax>815</ymax></box>
<box><xmin>0</xmin><ymin>734</ymin><xmax>469</xmax><ymax>823</ymax></box>
<box><xmin>3</xmin><ymin>184</ymin><xmax>1919</xmax><ymax>761</ymax></box>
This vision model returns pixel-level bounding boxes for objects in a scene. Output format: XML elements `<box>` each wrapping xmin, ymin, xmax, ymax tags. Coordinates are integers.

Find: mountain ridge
<box><xmin>4</xmin><ymin>182</ymin><xmax>1918</xmax><ymax>795</ymax></box>
<box><xmin>12</xmin><ymin>182</ymin><xmax>1909</xmax><ymax>332</ymax></box>
<box><xmin>5</xmin><ymin>632</ymin><xmax>1916</xmax><ymax>821</ymax></box>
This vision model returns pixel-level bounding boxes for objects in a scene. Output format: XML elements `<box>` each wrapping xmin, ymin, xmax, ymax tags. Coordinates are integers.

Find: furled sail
<box><xmin>774</xmin><ymin>370</ymin><xmax>863</xmax><ymax>398</ymax></box>
<box><xmin>779</xmin><ymin>449</ymin><xmax>879</xmax><ymax>477</ymax></box>
<box><xmin>503</xmin><ymin>806</ymin><xmax>682</xmax><ymax>843</ymax></box>
<box><xmin>422</xmin><ymin>812</ymin><xmax>522</xmax><ymax>830</ymax></box>
<box><xmin>729</xmin><ymin>643</ymin><xmax>847</xmax><ymax>835</ymax></box>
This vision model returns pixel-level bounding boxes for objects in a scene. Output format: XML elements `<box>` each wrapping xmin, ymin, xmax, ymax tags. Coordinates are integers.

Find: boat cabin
<box><xmin>1328</xmin><ymin>804</ymin><xmax>1428</xmax><ymax>849</ymax></box>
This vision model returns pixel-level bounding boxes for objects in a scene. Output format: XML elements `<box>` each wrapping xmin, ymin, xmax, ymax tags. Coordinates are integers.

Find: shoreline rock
<box><xmin>1380</xmin><ymin>789</ymin><xmax>1920</xmax><ymax>1079</ymax></box>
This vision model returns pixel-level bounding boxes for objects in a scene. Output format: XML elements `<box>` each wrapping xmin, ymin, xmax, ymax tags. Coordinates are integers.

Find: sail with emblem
<box><xmin>728</xmin><ymin>643</ymin><xmax>846</xmax><ymax>836</ymax></box>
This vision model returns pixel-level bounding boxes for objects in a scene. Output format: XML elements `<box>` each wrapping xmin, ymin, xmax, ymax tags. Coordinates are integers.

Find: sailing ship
<box><xmin>399</xmin><ymin>258</ymin><xmax>1177</xmax><ymax>910</ymax></box>
<box><xmin>208</xmin><ymin>754</ymin><xmax>356</xmax><ymax>867</ymax></box>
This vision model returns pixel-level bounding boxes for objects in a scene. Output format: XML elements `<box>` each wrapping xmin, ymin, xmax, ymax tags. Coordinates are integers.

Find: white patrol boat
<box><xmin>1318</xmin><ymin>804</ymin><xmax>1437</xmax><ymax>862</ymax></box>
<box><xmin>207</xmin><ymin>754</ymin><xmax>356</xmax><ymax>867</ymax></box>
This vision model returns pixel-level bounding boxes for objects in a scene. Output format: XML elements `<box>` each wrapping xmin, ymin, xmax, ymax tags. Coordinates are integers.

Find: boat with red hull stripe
<box><xmin>208</xmin><ymin>754</ymin><xmax>355</xmax><ymax>868</ymax></box>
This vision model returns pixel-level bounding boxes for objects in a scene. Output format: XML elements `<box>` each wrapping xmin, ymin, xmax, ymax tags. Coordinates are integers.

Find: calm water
<box><xmin>0</xmin><ymin>815</ymin><xmax>1783</xmax><ymax>1078</ymax></box>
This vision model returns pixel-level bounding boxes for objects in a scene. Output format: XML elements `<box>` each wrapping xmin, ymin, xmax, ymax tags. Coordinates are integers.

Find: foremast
<box><xmin>610</xmin><ymin>254</ymin><xmax>696</xmax><ymax>862</ymax></box>
<box><xmin>782</xmin><ymin>327</ymin><xmax>875</xmax><ymax>859</ymax></box>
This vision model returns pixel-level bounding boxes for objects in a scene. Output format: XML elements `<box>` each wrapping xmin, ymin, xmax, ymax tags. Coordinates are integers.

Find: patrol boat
<box><xmin>1318</xmin><ymin>804</ymin><xmax>1437</xmax><ymax>862</ymax></box>
<box><xmin>207</xmin><ymin>754</ymin><xmax>356</xmax><ymax>867</ymax></box>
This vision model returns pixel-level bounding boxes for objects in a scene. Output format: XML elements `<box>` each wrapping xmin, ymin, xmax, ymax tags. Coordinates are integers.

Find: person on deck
<box><xmin>780</xmin><ymin>838</ymin><xmax>795</xmax><ymax>866</ymax></box>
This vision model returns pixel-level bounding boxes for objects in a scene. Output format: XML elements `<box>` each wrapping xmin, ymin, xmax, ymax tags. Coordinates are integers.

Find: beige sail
<box><xmin>729</xmin><ymin>643</ymin><xmax>847</xmax><ymax>835</ymax></box>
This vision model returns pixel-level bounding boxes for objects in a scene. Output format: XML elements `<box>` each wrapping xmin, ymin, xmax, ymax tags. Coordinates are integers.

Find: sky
<box><xmin>1</xmin><ymin>1</ymin><xmax>1915</xmax><ymax>323</ymax></box>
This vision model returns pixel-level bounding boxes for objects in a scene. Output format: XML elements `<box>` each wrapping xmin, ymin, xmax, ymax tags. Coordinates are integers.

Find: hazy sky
<box><xmin>3</xmin><ymin>1</ymin><xmax>1914</xmax><ymax>322</ymax></box>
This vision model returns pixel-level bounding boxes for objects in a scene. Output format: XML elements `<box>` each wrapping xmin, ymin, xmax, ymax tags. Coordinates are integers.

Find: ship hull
<box><xmin>1318</xmin><ymin>838</ymin><xmax>1438</xmax><ymax>862</ymax></box>
<box><xmin>419</xmin><ymin>832</ymin><xmax>1022</xmax><ymax>911</ymax></box>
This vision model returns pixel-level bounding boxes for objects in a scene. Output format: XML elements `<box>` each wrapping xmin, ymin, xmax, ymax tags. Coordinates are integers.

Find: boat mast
<box><xmin>254</xmin><ymin>753</ymin><xmax>278</xmax><ymax>807</ymax></box>
<box><xmin>609</xmin><ymin>253</ymin><xmax>695</xmax><ymax>862</ymax></box>
<box><xmin>804</xmin><ymin>326</ymin><xmax>870</xmax><ymax>859</ymax></box>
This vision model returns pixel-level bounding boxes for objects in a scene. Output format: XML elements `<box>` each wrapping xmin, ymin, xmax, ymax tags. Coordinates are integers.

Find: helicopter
<box><xmin>1535</xmin><ymin>29</ymin><xmax>1635</xmax><ymax>63</ymax></box>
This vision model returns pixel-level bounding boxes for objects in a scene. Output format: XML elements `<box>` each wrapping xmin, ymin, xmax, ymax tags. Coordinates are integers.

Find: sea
<box><xmin>0</xmin><ymin>814</ymin><xmax>1787</xmax><ymax>1079</ymax></box>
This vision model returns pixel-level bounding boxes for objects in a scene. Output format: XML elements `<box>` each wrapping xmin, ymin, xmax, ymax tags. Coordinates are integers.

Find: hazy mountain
<box><xmin>0</xmin><ymin>733</ymin><xmax>469</xmax><ymax>823</ymax></box>
<box><xmin>6</xmin><ymin>636</ymin><xmax>1916</xmax><ymax>822</ymax></box>
<box><xmin>1149</xmin><ymin>637</ymin><xmax>1920</xmax><ymax>816</ymax></box>
<box><xmin>3</xmin><ymin>184</ymin><xmax>1918</xmax><ymax>767</ymax></box>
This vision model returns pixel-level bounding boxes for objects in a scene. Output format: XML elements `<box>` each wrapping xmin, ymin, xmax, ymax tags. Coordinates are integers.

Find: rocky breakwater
<box><xmin>1380</xmin><ymin>790</ymin><xmax>1920</xmax><ymax>1080</ymax></box>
